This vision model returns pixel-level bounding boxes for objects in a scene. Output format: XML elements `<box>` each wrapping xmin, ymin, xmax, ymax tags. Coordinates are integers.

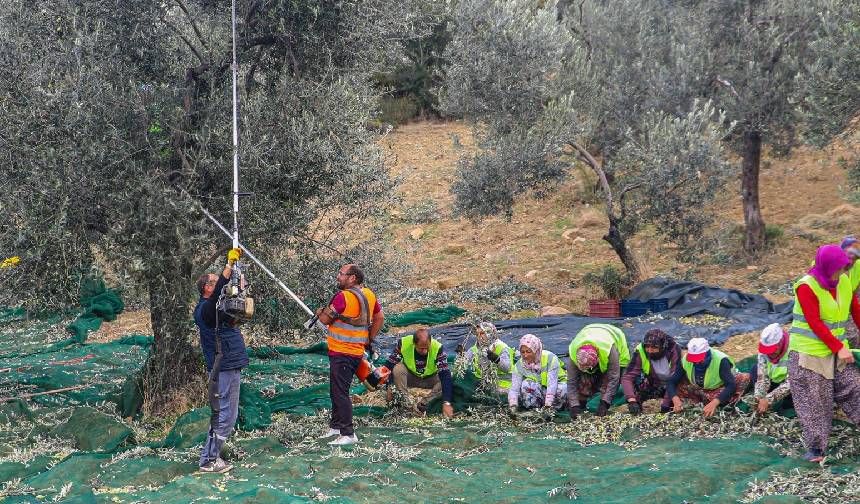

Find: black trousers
<box><xmin>329</xmin><ymin>354</ymin><xmax>361</xmax><ymax>435</ymax></box>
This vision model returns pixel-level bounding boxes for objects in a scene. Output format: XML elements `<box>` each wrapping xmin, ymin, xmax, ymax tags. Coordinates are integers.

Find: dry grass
<box><xmin>88</xmin><ymin>310</ymin><xmax>151</xmax><ymax>343</ymax></box>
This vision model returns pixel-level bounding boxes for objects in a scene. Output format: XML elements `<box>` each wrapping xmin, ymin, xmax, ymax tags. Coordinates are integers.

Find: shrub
<box><xmin>582</xmin><ymin>265</ymin><xmax>626</xmax><ymax>300</ymax></box>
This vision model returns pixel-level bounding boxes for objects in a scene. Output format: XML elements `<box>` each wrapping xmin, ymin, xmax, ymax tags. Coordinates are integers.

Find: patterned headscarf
<box><xmin>519</xmin><ymin>334</ymin><xmax>543</xmax><ymax>371</ymax></box>
<box><xmin>642</xmin><ymin>329</ymin><xmax>672</xmax><ymax>360</ymax></box>
<box><xmin>477</xmin><ymin>322</ymin><xmax>498</xmax><ymax>346</ymax></box>
<box><xmin>576</xmin><ymin>344</ymin><xmax>599</xmax><ymax>371</ymax></box>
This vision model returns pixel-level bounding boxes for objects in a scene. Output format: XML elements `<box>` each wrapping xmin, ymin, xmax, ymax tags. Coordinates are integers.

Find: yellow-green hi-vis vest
<box><xmin>789</xmin><ymin>274</ymin><xmax>852</xmax><ymax>357</ymax></box>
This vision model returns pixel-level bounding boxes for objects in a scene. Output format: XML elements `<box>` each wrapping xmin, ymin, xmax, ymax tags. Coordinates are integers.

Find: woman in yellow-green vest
<box><xmin>567</xmin><ymin>323</ymin><xmax>631</xmax><ymax>420</ymax></box>
<box><xmin>787</xmin><ymin>244</ymin><xmax>860</xmax><ymax>463</ymax></box>
<box><xmin>461</xmin><ymin>322</ymin><xmax>516</xmax><ymax>394</ymax></box>
<box><xmin>508</xmin><ymin>334</ymin><xmax>567</xmax><ymax>418</ymax></box>
<box><xmin>751</xmin><ymin>323</ymin><xmax>792</xmax><ymax>415</ymax></box>
<box><xmin>620</xmin><ymin>328</ymin><xmax>682</xmax><ymax>415</ymax></box>
<box><xmin>667</xmin><ymin>338</ymin><xmax>750</xmax><ymax>418</ymax></box>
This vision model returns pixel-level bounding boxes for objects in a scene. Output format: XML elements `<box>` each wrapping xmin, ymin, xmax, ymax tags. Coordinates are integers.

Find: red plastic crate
<box><xmin>588</xmin><ymin>299</ymin><xmax>620</xmax><ymax>318</ymax></box>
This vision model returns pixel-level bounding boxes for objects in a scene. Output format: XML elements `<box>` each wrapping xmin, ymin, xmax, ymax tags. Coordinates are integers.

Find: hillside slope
<box><xmin>382</xmin><ymin>119</ymin><xmax>860</xmax><ymax>313</ymax></box>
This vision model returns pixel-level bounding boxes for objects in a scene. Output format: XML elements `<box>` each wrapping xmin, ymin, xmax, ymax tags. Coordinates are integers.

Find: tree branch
<box><xmin>164</xmin><ymin>18</ymin><xmax>205</xmax><ymax>64</ymax></box>
<box><xmin>174</xmin><ymin>0</ymin><xmax>210</xmax><ymax>55</ymax></box>
<box><xmin>569</xmin><ymin>141</ymin><xmax>614</xmax><ymax>214</ymax></box>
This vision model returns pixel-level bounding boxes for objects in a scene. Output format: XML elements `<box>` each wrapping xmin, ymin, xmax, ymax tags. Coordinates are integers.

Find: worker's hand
<box><xmin>569</xmin><ymin>404</ymin><xmax>582</xmax><ymax>421</ymax></box>
<box><xmin>485</xmin><ymin>348</ymin><xmax>501</xmax><ymax>363</ymax></box>
<box><xmin>837</xmin><ymin>346</ymin><xmax>855</xmax><ymax>364</ymax></box>
<box><xmin>442</xmin><ymin>402</ymin><xmax>454</xmax><ymax>418</ymax></box>
<box><xmin>672</xmin><ymin>396</ymin><xmax>683</xmax><ymax>413</ymax></box>
<box><xmin>507</xmin><ymin>405</ymin><xmax>519</xmax><ymax>419</ymax></box>
<box><xmin>756</xmin><ymin>398</ymin><xmax>770</xmax><ymax>415</ymax></box>
<box><xmin>227</xmin><ymin>247</ymin><xmax>242</xmax><ymax>265</ymax></box>
<box><xmin>627</xmin><ymin>401</ymin><xmax>642</xmax><ymax>416</ymax></box>
<box><xmin>702</xmin><ymin>398</ymin><xmax>720</xmax><ymax>418</ymax></box>
<box><xmin>596</xmin><ymin>400</ymin><xmax>610</xmax><ymax>417</ymax></box>
<box><xmin>455</xmin><ymin>343</ymin><xmax>466</xmax><ymax>355</ymax></box>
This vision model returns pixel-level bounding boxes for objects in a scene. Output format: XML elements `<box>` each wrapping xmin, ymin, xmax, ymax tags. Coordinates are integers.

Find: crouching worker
<box><xmin>462</xmin><ymin>322</ymin><xmax>516</xmax><ymax>394</ymax></box>
<box><xmin>383</xmin><ymin>328</ymin><xmax>455</xmax><ymax>418</ymax></box>
<box><xmin>751</xmin><ymin>323</ymin><xmax>791</xmax><ymax>414</ymax></box>
<box><xmin>567</xmin><ymin>323</ymin><xmax>631</xmax><ymax>419</ymax></box>
<box><xmin>668</xmin><ymin>338</ymin><xmax>750</xmax><ymax>418</ymax></box>
<box><xmin>621</xmin><ymin>329</ymin><xmax>681</xmax><ymax>415</ymax></box>
<box><xmin>194</xmin><ymin>248</ymin><xmax>249</xmax><ymax>473</ymax></box>
<box><xmin>508</xmin><ymin>334</ymin><xmax>567</xmax><ymax>419</ymax></box>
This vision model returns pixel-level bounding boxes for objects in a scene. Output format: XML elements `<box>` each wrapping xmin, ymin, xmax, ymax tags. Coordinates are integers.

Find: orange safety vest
<box><xmin>326</xmin><ymin>287</ymin><xmax>377</xmax><ymax>357</ymax></box>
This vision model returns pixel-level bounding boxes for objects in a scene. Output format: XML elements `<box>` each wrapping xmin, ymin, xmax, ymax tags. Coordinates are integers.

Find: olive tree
<box><xmin>679</xmin><ymin>0</ymin><xmax>859</xmax><ymax>254</ymax></box>
<box><xmin>441</xmin><ymin>0</ymin><xmax>733</xmax><ymax>281</ymax></box>
<box><xmin>799</xmin><ymin>0</ymin><xmax>860</xmax><ymax>146</ymax></box>
<box><xmin>0</xmin><ymin>0</ymin><xmax>430</xmax><ymax>414</ymax></box>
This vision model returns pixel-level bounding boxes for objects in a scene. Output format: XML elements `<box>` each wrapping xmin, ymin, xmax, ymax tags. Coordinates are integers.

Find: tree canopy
<box><xmin>0</xmin><ymin>0</ymin><xmax>434</xmax><ymax>412</ymax></box>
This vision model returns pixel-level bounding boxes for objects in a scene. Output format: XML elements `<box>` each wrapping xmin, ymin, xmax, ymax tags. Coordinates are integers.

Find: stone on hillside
<box><xmin>436</xmin><ymin>277</ymin><xmax>458</xmax><ymax>290</ymax></box>
<box><xmin>410</xmin><ymin>228</ymin><xmax>424</xmax><ymax>240</ymax></box>
<box><xmin>540</xmin><ymin>306</ymin><xmax>572</xmax><ymax>316</ymax></box>
<box><xmin>562</xmin><ymin>228</ymin><xmax>578</xmax><ymax>240</ymax></box>
<box><xmin>572</xmin><ymin>237</ymin><xmax>586</xmax><ymax>244</ymax></box>
<box><xmin>525</xmin><ymin>269</ymin><xmax>539</xmax><ymax>279</ymax></box>
<box><xmin>578</xmin><ymin>210</ymin><xmax>603</xmax><ymax>228</ymax></box>
<box><xmin>444</xmin><ymin>244</ymin><xmax>466</xmax><ymax>255</ymax></box>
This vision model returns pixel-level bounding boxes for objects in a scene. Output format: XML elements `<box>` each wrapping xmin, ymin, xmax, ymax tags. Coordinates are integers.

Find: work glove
<box><xmin>595</xmin><ymin>400</ymin><xmax>610</xmax><ymax>417</ymax></box>
<box><xmin>627</xmin><ymin>401</ymin><xmax>642</xmax><ymax>416</ymax></box>
<box><xmin>227</xmin><ymin>248</ymin><xmax>242</xmax><ymax>265</ymax></box>
<box><xmin>485</xmin><ymin>348</ymin><xmax>500</xmax><ymax>363</ymax></box>
<box><xmin>569</xmin><ymin>404</ymin><xmax>583</xmax><ymax>421</ymax></box>
<box><xmin>507</xmin><ymin>405</ymin><xmax>519</xmax><ymax>419</ymax></box>
<box><xmin>455</xmin><ymin>342</ymin><xmax>466</xmax><ymax>355</ymax></box>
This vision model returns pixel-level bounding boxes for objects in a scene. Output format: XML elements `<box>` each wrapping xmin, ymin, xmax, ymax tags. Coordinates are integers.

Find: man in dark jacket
<box><xmin>194</xmin><ymin>248</ymin><xmax>249</xmax><ymax>473</ymax></box>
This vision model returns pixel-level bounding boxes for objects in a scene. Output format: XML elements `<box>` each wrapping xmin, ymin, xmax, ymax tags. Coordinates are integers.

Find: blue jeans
<box><xmin>199</xmin><ymin>369</ymin><xmax>241</xmax><ymax>466</ymax></box>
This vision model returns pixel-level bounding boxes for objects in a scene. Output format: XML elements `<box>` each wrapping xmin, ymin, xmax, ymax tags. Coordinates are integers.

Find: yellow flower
<box><xmin>0</xmin><ymin>256</ymin><xmax>20</xmax><ymax>268</ymax></box>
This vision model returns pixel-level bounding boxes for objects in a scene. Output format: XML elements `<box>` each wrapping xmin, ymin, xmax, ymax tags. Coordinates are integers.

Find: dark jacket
<box><xmin>194</xmin><ymin>274</ymin><xmax>249</xmax><ymax>372</ymax></box>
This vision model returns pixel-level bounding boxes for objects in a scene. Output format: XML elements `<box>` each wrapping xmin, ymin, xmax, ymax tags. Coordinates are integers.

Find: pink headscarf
<box><xmin>519</xmin><ymin>334</ymin><xmax>543</xmax><ymax>372</ymax></box>
<box><xmin>576</xmin><ymin>344</ymin><xmax>599</xmax><ymax>371</ymax></box>
<box><xmin>808</xmin><ymin>244</ymin><xmax>852</xmax><ymax>290</ymax></box>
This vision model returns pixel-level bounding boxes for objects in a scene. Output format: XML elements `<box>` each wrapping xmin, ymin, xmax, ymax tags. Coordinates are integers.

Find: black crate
<box><xmin>649</xmin><ymin>298</ymin><xmax>669</xmax><ymax>313</ymax></box>
<box><xmin>621</xmin><ymin>300</ymin><xmax>651</xmax><ymax>317</ymax></box>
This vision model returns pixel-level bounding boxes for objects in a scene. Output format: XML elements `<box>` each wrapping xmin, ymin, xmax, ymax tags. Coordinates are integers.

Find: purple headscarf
<box><xmin>808</xmin><ymin>244</ymin><xmax>852</xmax><ymax>290</ymax></box>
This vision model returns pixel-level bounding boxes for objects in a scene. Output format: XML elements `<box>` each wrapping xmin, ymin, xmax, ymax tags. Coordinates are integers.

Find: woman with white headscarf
<box><xmin>752</xmin><ymin>323</ymin><xmax>792</xmax><ymax>414</ymax></box>
<box><xmin>508</xmin><ymin>334</ymin><xmax>567</xmax><ymax>417</ymax></box>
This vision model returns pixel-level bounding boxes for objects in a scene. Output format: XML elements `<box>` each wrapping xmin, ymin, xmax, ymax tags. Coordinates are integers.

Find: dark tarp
<box><xmin>376</xmin><ymin>277</ymin><xmax>794</xmax><ymax>357</ymax></box>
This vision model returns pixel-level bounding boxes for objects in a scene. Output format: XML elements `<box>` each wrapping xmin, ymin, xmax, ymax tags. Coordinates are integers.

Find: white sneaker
<box><xmin>199</xmin><ymin>457</ymin><xmax>233</xmax><ymax>474</ymax></box>
<box><xmin>318</xmin><ymin>428</ymin><xmax>341</xmax><ymax>439</ymax></box>
<box><xmin>328</xmin><ymin>434</ymin><xmax>358</xmax><ymax>446</ymax></box>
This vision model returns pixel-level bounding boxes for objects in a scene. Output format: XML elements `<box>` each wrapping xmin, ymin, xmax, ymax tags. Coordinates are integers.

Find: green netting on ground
<box><xmin>65</xmin><ymin>280</ymin><xmax>124</xmax><ymax>343</ymax></box>
<box><xmin>384</xmin><ymin>305</ymin><xmax>466</xmax><ymax>328</ymax></box>
<box><xmin>2</xmin><ymin>313</ymin><xmax>860</xmax><ymax>502</ymax></box>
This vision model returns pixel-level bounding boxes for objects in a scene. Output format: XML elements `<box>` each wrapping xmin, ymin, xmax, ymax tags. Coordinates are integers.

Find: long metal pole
<box><xmin>200</xmin><ymin>206</ymin><xmax>325</xmax><ymax>329</ymax></box>
<box><xmin>230</xmin><ymin>0</ymin><xmax>240</xmax><ymax>249</ymax></box>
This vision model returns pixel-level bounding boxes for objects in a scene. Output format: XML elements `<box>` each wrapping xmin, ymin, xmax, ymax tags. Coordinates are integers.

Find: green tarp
<box><xmin>1</xmin><ymin>302</ymin><xmax>859</xmax><ymax>502</ymax></box>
